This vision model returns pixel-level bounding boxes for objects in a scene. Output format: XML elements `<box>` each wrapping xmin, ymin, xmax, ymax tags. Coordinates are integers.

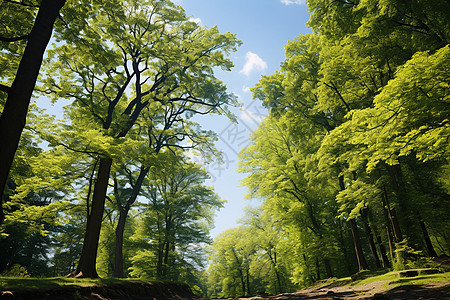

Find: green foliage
<box><xmin>208</xmin><ymin>207</ymin><xmax>298</xmax><ymax>298</ymax></box>
<box><xmin>233</xmin><ymin>0</ymin><xmax>450</xmax><ymax>291</ymax></box>
<box><xmin>128</xmin><ymin>155</ymin><xmax>222</xmax><ymax>287</ymax></box>
<box><xmin>1</xmin><ymin>265</ymin><xmax>30</xmax><ymax>278</ymax></box>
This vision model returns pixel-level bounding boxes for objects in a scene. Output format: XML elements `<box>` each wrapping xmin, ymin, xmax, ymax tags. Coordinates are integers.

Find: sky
<box><xmin>37</xmin><ymin>0</ymin><xmax>312</xmax><ymax>240</ymax></box>
<box><xmin>173</xmin><ymin>0</ymin><xmax>312</xmax><ymax>238</ymax></box>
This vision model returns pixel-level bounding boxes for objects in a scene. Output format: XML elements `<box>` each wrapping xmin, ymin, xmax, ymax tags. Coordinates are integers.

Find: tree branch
<box><xmin>4</xmin><ymin>0</ymin><xmax>39</xmax><ymax>8</ymax></box>
<box><xmin>0</xmin><ymin>34</ymin><xmax>30</xmax><ymax>43</ymax></box>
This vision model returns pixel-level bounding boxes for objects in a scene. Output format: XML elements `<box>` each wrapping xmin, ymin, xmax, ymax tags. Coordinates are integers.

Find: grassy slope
<box><xmin>0</xmin><ymin>277</ymin><xmax>145</xmax><ymax>291</ymax></box>
<box><xmin>1</xmin><ymin>270</ymin><xmax>449</xmax><ymax>298</ymax></box>
<box><xmin>312</xmin><ymin>269</ymin><xmax>450</xmax><ymax>294</ymax></box>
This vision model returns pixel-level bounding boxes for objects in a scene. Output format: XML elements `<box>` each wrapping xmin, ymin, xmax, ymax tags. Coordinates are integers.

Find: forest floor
<box><xmin>0</xmin><ymin>269</ymin><xmax>449</xmax><ymax>299</ymax></box>
<box><xmin>231</xmin><ymin>269</ymin><xmax>450</xmax><ymax>300</ymax></box>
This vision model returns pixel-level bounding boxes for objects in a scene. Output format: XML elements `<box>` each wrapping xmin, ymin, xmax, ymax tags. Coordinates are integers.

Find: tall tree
<box><xmin>128</xmin><ymin>156</ymin><xmax>222</xmax><ymax>282</ymax></box>
<box><xmin>43</xmin><ymin>0</ymin><xmax>239</xmax><ymax>277</ymax></box>
<box><xmin>0</xmin><ymin>0</ymin><xmax>66</xmax><ymax>224</ymax></box>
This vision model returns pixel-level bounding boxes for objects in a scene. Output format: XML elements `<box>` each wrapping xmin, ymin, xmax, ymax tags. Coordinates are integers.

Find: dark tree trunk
<box><xmin>361</xmin><ymin>209</ymin><xmax>382</xmax><ymax>268</ymax></box>
<box><xmin>375</xmin><ymin>232</ymin><xmax>391</xmax><ymax>268</ymax></box>
<box><xmin>324</xmin><ymin>258</ymin><xmax>333</xmax><ymax>278</ymax></box>
<box><xmin>157</xmin><ymin>242</ymin><xmax>163</xmax><ymax>277</ymax></box>
<box><xmin>0</xmin><ymin>0</ymin><xmax>66</xmax><ymax>224</ymax></box>
<box><xmin>390</xmin><ymin>208</ymin><xmax>404</xmax><ymax>243</ymax></box>
<box><xmin>232</xmin><ymin>250</ymin><xmax>246</xmax><ymax>296</ymax></box>
<box><xmin>246</xmin><ymin>268</ymin><xmax>251</xmax><ymax>296</ymax></box>
<box><xmin>387</xmin><ymin>164</ymin><xmax>411</xmax><ymax>235</ymax></box>
<box><xmin>303</xmin><ymin>254</ymin><xmax>315</xmax><ymax>283</ymax></box>
<box><xmin>240</xmin><ymin>270</ymin><xmax>246</xmax><ymax>296</ymax></box>
<box><xmin>113</xmin><ymin>166</ymin><xmax>149</xmax><ymax>278</ymax></box>
<box><xmin>315</xmin><ymin>257</ymin><xmax>320</xmax><ymax>281</ymax></box>
<box><xmin>420</xmin><ymin>220</ymin><xmax>437</xmax><ymax>257</ymax></box>
<box><xmin>386</xmin><ymin>226</ymin><xmax>395</xmax><ymax>263</ymax></box>
<box><xmin>74</xmin><ymin>157</ymin><xmax>112</xmax><ymax>278</ymax></box>
<box><xmin>269</xmin><ymin>251</ymin><xmax>282</xmax><ymax>294</ymax></box>
<box><xmin>349</xmin><ymin>218</ymin><xmax>369</xmax><ymax>271</ymax></box>
<box><xmin>339</xmin><ymin>175</ymin><xmax>369</xmax><ymax>271</ymax></box>
<box><xmin>337</xmin><ymin>219</ymin><xmax>353</xmax><ymax>274</ymax></box>
<box><xmin>381</xmin><ymin>183</ymin><xmax>403</xmax><ymax>243</ymax></box>
<box><xmin>113</xmin><ymin>209</ymin><xmax>128</xmax><ymax>278</ymax></box>
<box><xmin>163</xmin><ymin>241</ymin><xmax>170</xmax><ymax>276</ymax></box>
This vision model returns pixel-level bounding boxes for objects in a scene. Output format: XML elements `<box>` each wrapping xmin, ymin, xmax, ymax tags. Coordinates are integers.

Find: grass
<box><xmin>0</xmin><ymin>277</ymin><xmax>147</xmax><ymax>291</ymax></box>
<box><xmin>386</xmin><ymin>273</ymin><xmax>450</xmax><ymax>289</ymax></box>
<box><xmin>311</xmin><ymin>269</ymin><xmax>450</xmax><ymax>290</ymax></box>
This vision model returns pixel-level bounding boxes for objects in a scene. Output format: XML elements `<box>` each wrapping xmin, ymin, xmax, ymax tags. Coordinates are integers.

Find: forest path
<box><xmin>228</xmin><ymin>281</ymin><xmax>450</xmax><ymax>300</ymax></box>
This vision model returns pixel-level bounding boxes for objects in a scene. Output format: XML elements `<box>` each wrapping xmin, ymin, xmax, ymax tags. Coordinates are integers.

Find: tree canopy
<box><xmin>0</xmin><ymin>0</ymin><xmax>449</xmax><ymax>298</ymax></box>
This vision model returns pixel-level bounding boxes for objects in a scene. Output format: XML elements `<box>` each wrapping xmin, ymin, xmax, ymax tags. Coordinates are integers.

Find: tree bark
<box><xmin>73</xmin><ymin>157</ymin><xmax>112</xmax><ymax>278</ymax></box>
<box><xmin>315</xmin><ymin>257</ymin><xmax>320</xmax><ymax>281</ymax></box>
<box><xmin>381</xmin><ymin>183</ymin><xmax>403</xmax><ymax>243</ymax></box>
<box><xmin>420</xmin><ymin>220</ymin><xmax>437</xmax><ymax>257</ymax></box>
<box><xmin>337</xmin><ymin>219</ymin><xmax>353</xmax><ymax>274</ymax></box>
<box><xmin>268</xmin><ymin>251</ymin><xmax>282</xmax><ymax>294</ymax></box>
<box><xmin>386</xmin><ymin>226</ymin><xmax>395</xmax><ymax>263</ymax></box>
<box><xmin>0</xmin><ymin>0</ymin><xmax>66</xmax><ymax>224</ymax></box>
<box><xmin>113</xmin><ymin>209</ymin><xmax>128</xmax><ymax>278</ymax></box>
<box><xmin>324</xmin><ymin>258</ymin><xmax>333</xmax><ymax>278</ymax></box>
<box><xmin>387</xmin><ymin>164</ymin><xmax>411</xmax><ymax>233</ymax></box>
<box><xmin>361</xmin><ymin>209</ymin><xmax>382</xmax><ymax>268</ymax></box>
<box><xmin>339</xmin><ymin>175</ymin><xmax>369</xmax><ymax>271</ymax></box>
<box><xmin>113</xmin><ymin>166</ymin><xmax>150</xmax><ymax>278</ymax></box>
<box><xmin>376</xmin><ymin>234</ymin><xmax>391</xmax><ymax>268</ymax></box>
<box><xmin>349</xmin><ymin>218</ymin><xmax>369</xmax><ymax>271</ymax></box>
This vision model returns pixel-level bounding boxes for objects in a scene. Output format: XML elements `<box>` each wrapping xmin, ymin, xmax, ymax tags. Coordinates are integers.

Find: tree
<box><xmin>128</xmin><ymin>155</ymin><xmax>222</xmax><ymax>283</ymax></box>
<box><xmin>42</xmin><ymin>0</ymin><xmax>240</xmax><ymax>277</ymax></box>
<box><xmin>208</xmin><ymin>227</ymin><xmax>254</xmax><ymax>298</ymax></box>
<box><xmin>0</xmin><ymin>0</ymin><xmax>66</xmax><ymax>224</ymax></box>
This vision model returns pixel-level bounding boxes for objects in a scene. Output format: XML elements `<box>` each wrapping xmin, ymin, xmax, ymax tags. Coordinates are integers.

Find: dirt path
<box><xmin>232</xmin><ymin>281</ymin><xmax>450</xmax><ymax>300</ymax></box>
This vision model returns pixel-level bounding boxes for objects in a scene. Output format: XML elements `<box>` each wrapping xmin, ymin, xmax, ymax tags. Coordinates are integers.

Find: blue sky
<box><xmin>38</xmin><ymin>0</ymin><xmax>311</xmax><ymax>239</ymax></box>
<box><xmin>174</xmin><ymin>0</ymin><xmax>312</xmax><ymax>238</ymax></box>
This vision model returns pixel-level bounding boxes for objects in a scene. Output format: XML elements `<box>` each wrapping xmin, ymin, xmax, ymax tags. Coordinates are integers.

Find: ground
<box><xmin>1</xmin><ymin>270</ymin><xmax>449</xmax><ymax>299</ymax></box>
<box><xmin>231</xmin><ymin>270</ymin><xmax>450</xmax><ymax>300</ymax></box>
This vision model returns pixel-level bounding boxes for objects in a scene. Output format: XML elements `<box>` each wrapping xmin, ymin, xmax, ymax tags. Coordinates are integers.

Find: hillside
<box><xmin>1</xmin><ymin>269</ymin><xmax>449</xmax><ymax>299</ymax></box>
<box><xmin>235</xmin><ymin>269</ymin><xmax>450</xmax><ymax>300</ymax></box>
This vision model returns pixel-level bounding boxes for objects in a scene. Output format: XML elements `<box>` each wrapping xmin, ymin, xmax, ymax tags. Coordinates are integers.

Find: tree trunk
<box><xmin>246</xmin><ymin>267</ymin><xmax>251</xmax><ymax>296</ymax></box>
<box><xmin>381</xmin><ymin>183</ymin><xmax>403</xmax><ymax>242</ymax></box>
<box><xmin>163</xmin><ymin>241</ymin><xmax>170</xmax><ymax>276</ymax></box>
<box><xmin>376</xmin><ymin>233</ymin><xmax>391</xmax><ymax>268</ymax></box>
<box><xmin>74</xmin><ymin>157</ymin><xmax>112</xmax><ymax>278</ymax></box>
<box><xmin>337</xmin><ymin>219</ymin><xmax>353</xmax><ymax>274</ymax></box>
<box><xmin>390</xmin><ymin>208</ymin><xmax>403</xmax><ymax>243</ymax></box>
<box><xmin>113</xmin><ymin>166</ymin><xmax>149</xmax><ymax>278</ymax></box>
<box><xmin>324</xmin><ymin>258</ymin><xmax>333</xmax><ymax>278</ymax></box>
<box><xmin>269</xmin><ymin>251</ymin><xmax>282</xmax><ymax>294</ymax></box>
<box><xmin>387</xmin><ymin>164</ymin><xmax>411</xmax><ymax>234</ymax></box>
<box><xmin>386</xmin><ymin>226</ymin><xmax>395</xmax><ymax>263</ymax></box>
<box><xmin>349</xmin><ymin>218</ymin><xmax>369</xmax><ymax>271</ymax></box>
<box><xmin>113</xmin><ymin>209</ymin><xmax>128</xmax><ymax>278</ymax></box>
<box><xmin>361</xmin><ymin>209</ymin><xmax>382</xmax><ymax>268</ymax></box>
<box><xmin>339</xmin><ymin>175</ymin><xmax>369</xmax><ymax>271</ymax></box>
<box><xmin>157</xmin><ymin>242</ymin><xmax>163</xmax><ymax>277</ymax></box>
<box><xmin>420</xmin><ymin>220</ymin><xmax>437</xmax><ymax>257</ymax></box>
<box><xmin>315</xmin><ymin>257</ymin><xmax>320</xmax><ymax>281</ymax></box>
<box><xmin>0</xmin><ymin>0</ymin><xmax>66</xmax><ymax>224</ymax></box>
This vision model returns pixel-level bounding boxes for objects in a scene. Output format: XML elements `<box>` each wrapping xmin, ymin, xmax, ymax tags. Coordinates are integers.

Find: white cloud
<box><xmin>240</xmin><ymin>107</ymin><xmax>264</xmax><ymax>124</ymax></box>
<box><xmin>280</xmin><ymin>0</ymin><xmax>305</xmax><ymax>5</ymax></box>
<box><xmin>189</xmin><ymin>17</ymin><xmax>202</xmax><ymax>24</ymax></box>
<box><xmin>240</xmin><ymin>52</ymin><xmax>268</xmax><ymax>76</ymax></box>
<box><xmin>242</xmin><ymin>85</ymin><xmax>251</xmax><ymax>93</ymax></box>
